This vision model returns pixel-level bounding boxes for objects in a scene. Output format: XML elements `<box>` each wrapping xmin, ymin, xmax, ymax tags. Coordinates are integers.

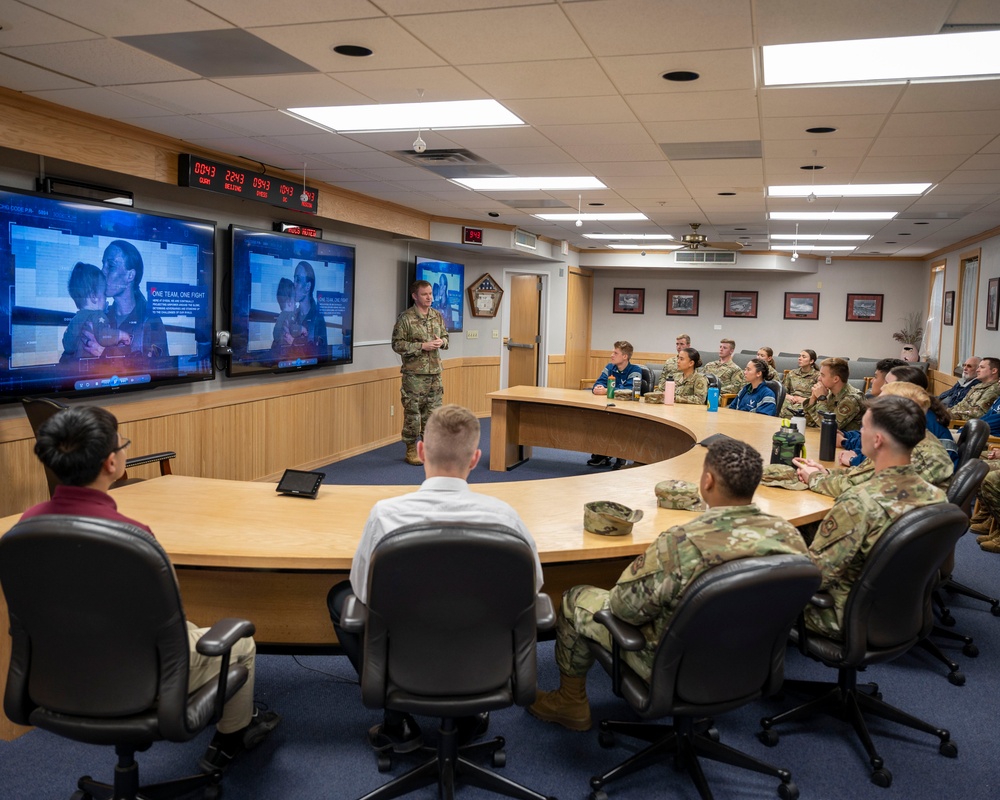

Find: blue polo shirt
<box><xmin>732</xmin><ymin>382</ymin><xmax>777</xmax><ymax>415</ymax></box>
<box><xmin>593</xmin><ymin>362</ymin><xmax>642</xmax><ymax>392</ymax></box>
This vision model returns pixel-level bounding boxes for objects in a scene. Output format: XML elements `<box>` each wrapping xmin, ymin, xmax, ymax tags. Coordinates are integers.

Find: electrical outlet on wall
<box><xmin>466</xmin><ymin>329</ymin><xmax>478</xmax><ymax>339</ymax></box>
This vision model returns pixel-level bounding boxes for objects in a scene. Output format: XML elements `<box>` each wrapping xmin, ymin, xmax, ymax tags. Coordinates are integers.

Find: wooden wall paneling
<box><xmin>547</xmin><ymin>354</ymin><xmax>566</xmax><ymax>389</ymax></box>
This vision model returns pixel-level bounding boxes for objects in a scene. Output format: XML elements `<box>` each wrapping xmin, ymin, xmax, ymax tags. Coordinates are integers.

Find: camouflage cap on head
<box><xmin>644</xmin><ymin>391</ymin><xmax>664</xmax><ymax>405</ymax></box>
<box><xmin>654</xmin><ymin>479</ymin><xmax>707</xmax><ymax>511</ymax></box>
<box><xmin>760</xmin><ymin>463</ymin><xmax>808</xmax><ymax>491</ymax></box>
<box><xmin>584</xmin><ymin>501</ymin><xmax>644</xmax><ymax>536</ymax></box>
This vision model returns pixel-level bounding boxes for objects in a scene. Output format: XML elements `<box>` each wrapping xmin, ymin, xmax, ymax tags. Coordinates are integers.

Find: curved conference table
<box><xmin>0</xmin><ymin>387</ymin><xmax>833</xmax><ymax>739</ymax></box>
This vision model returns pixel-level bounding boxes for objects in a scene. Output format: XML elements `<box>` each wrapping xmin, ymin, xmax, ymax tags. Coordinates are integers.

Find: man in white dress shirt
<box><xmin>327</xmin><ymin>403</ymin><xmax>544</xmax><ymax>752</ymax></box>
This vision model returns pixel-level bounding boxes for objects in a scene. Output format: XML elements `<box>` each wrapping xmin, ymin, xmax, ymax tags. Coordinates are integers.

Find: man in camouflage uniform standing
<box><xmin>802</xmin><ymin>356</ymin><xmax>864</xmax><ymax>431</ymax></box>
<box><xmin>804</xmin><ymin>395</ymin><xmax>946</xmax><ymax>638</ymax></box>
<box><xmin>392</xmin><ymin>280</ymin><xmax>449</xmax><ymax>465</ymax></box>
<box><xmin>528</xmin><ymin>439</ymin><xmax>808</xmax><ymax>732</ymax></box>
<box><xmin>702</xmin><ymin>338</ymin><xmax>744</xmax><ymax>394</ymax></box>
<box><xmin>949</xmin><ymin>356</ymin><xmax>1000</xmax><ymax>421</ymax></box>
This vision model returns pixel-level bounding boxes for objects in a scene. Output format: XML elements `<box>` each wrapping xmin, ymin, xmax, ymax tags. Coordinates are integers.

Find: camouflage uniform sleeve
<box><xmin>807</xmin><ymin>461</ymin><xmax>874</xmax><ymax>498</ymax></box>
<box><xmin>691</xmin><ymin>373</ymin><xmax>708</xmax><ymax>404</ymax></box>
<box><xmin>391</xmin><ymin>311</ymin><xmax>421</xmax><ymax>359</ymax></box>
<box><xmin>609</xmin><ymin>531</ymin><xmax>683</xmax><ymax>627</ymax></box>
<box><xmin>435</xmin><ymin>310</ymin><xmax>449</xmax><ymax>350</ymax></box>
<box><xmin>808</xmin><ymin>493</ymin><xmax>870</xmax><ymax>589</ymax></box>
<box><xmin>835</xmin><ymin>389</ymin><xmax>865</xmax><ymax>431</ymax></box>
<box><xmin>721</xmin><ymin>363</ymin><xmax>744</xmax><ymax>395</ymax></box>
<box><xmin>802</xmin><ymin>395</ymin><xmax>825</xmax><ymax>427</ymax></box>
<box><xmin>912</xmin><ymin>436</ymin><xmax>955</xmax><ymax>488</ymax></box>
<box><xmin>952</xmin><ymin>382</ymin><xmax>1000</xmax><ymax>420</ymax></box>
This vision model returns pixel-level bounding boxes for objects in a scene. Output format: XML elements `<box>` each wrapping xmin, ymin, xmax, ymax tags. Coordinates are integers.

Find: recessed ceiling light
<box><xmin>583</xmin><ymin>233</ymin><xmax>675</xmax><ymax>240</ymax></box>
<box><xmin>286</xmin><ymin>99</ymin><xmax>524</xmax><ymax>133</ymax></box>
<box><xmin>588</xmin><ymin>202</ymin><xmax>605</xmax><ymax>207</ymax></box>
<box><xmin>450</xmin><ymin>176</ymin><xmax>605</xmax><ymax>191</ymax></box>
<box><xmin>770</xmin><ymin>234</ymin><xmax>870</xmax><ymax>241</ymax></box>
<box><xmin>769</xmin><ymin>211</ymin><xmax>897</xmax><ymax>221</ymax></box>
<box><xmin>799</xmin><ymin>165</ymin><xmax>825</xmax><ymax>170</ymax></box>
<box><xmin>806</xmin><ymin>127</ymin><xmax>837</xmax><ymax>134</ymax></box>
<box><xmin>885</xmin><ymin>241</ymin><xmax>897</xmax><ymax>244</ymax></box>
<box><xmin>734</xmin><ymin>227</ymin><xmax>747</xmax><ymax>231</ymax></box>
<box><xmin>770</xmin><ymin>183</ymin><xmax>930</xmax><ymax>197</ymax></box>
<box><xmin>763</xmin><ymin>30</ymin><xmax>1000</xmax><ymax>86</ymax></box>
<box><xmin>899</xmin><ymin>232</ymin><xmax>911</xmax><ymax>235</ymax></box>
<box><xmin>332</xmin><ymin>44</ymin><xmax>373</xmax><ymax>57</ymax></box>
<box><xmin>914</xmin><ymin>221</ymin><xmax>930</xmax><ymax>225</ymax></box>
<box><xmin>488</xmin><ymin>212</ymin><xmax>500</xmax><ymax>217</ymax></box>
<box><xmin>534</xmin><ymin>213</ymin><xmax>648</xmax><ymax>222</ymax></box>
<box><xmin>662</xmin><ymin>70</ymin><xmax>700</xmax><ymax>81</ymax></box>
<box><xmin>718</xmin><ymin>192</ymin><xmax>736</xmax><ymax>196</ymax></box>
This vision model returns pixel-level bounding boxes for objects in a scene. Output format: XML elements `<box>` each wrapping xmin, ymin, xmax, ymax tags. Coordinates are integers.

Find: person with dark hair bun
<box><xmin>756</xmin><ymin>346</ymin><xmax>777</xmax><ymax>381</ymax></box>
<box><xmin>673</xmin><ymin>346</ymin><xmax>709</xmax><ymax>405</ymax></box>
<box><xmin>732</xmin><ymin>358</ymin><xmax>777</xmax><ymax>415</ymax></box>
<box><xmin>803</xmin><ymin>395</ymin><xmax>946</xmax><ymax>639</ymax></box>
<box><xmin>780</xmin><ymin>349</ymin><xmax>819</xmax><ymax>417</ymax></box>
<box><xmin>528</xmin><ymin>438</ymin><xmax>807</xmax><ymax>731</ymax></box>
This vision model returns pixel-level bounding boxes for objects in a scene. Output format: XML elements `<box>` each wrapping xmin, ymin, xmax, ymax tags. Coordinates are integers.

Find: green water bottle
<box><xmin>607</xmin><ymin>376</ymin><xmax>615</xmax><ymax>398</ymax></box>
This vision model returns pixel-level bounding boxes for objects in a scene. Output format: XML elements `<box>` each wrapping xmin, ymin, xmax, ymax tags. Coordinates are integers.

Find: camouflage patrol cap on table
<box><xmin>613</xmin><ymin>388</ymin><xmax>634</xmax><ymax>401</ymax></box>
<box><xmin>761</xmin><ymin>463</ymin><xmax>809</xmax><ymax>491</ymax></box>
<box><xmin>644</xmin><ymin>391</ymin><xmax>664</xmax><ymax>404</ymax></box>
<box><xmin>654</xmin><ymin>479</ymin><xmax>707</xmax><ymax>511</ymax></box>
<box><xmin>584</xmin><ymin>501</ymin><xmax>644</xmax><ymax>536</ymax></box>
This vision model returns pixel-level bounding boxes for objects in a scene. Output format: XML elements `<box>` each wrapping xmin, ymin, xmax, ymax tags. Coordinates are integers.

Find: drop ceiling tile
<box><xmin>329</xmin><ymin>66</ymin><xmax>486</xmax><ymax>103</ymax></box>
<box><xmin>760</xmin><ymin>84</ymin><xmax>902</xmax><ymax>118</ymax></box>
<box><xmin>940</xmin><ymin>169</ymin><xmax>1000</xmax><ymax>184</ymax></box>
<box><xmin>467</xmin><ymin>147</ymin><xmax>577</xmax><ymax>165</ymax></box>
<box><xmin>868</xmin><ymin>135</ymin><xmax>994</xmax><ymax>157</ymax></box>
<box><xmin>670</xmin><ymin>159</ymin><xmax>763</xmax><ymax>178</ymax></box>
<box><xmin>459</xmin><ymin>59</ymin><xmax>616</xmax><ymax>100</ymax></box>
<box><xmin>268</xmin><ymin>133</ymin><xmax>375</xmax><ymax>155</ymax></box>
<box><xmin>587</xmin><ymin>161</ymin><xmax>679</xmax><ymax>179</ymax></box>
<box><xmin>881</xmin><ymin>110</ymin><xmax>1000</xmax><ymax>138</ymax></box>
<box><xmin>762</xmin><ymin>138</ymin><xmax>872</xmax><ymax>158</ymax></box>
<box><xmin>754</xmin><ymin>0</ymin><xmax>953</xmax><ymax>45</ymax></box>
<box><xmin>0</xmin><ymin>54</ymin><xmax>87</xmax><ymax>91</ymax></box>
<box><xmin>196</xmin><ymin>0</ymin><xmax>381</xmax><ymax>27</ymax></box>
<box><xmin>433</xmin><ymin>126</ymin><xmax>554</xmax><ymax>149</ymax></box>
<box><xmin>196</xmin><ymin>109</ymin><xmax>322</xmax><ymax>136</ymax></box>
<box><xmin>534</xmin><ymin>123</ymin><xmax>653</xmax><ymax>148</ymax></box>
<box><xmin>182</xmin><ymin>136</ymin><xmax>302</xmax><ymax>165</ymax></box>
<box><xmin>565</xmin><ymin>0</ymin><xmax>752</xmax><ymax>55</ymax></box>
<box><xmin>762</xmin><ymin>115</ymin><xmax>885</xmax><ymax>140</ymax></box>
<box><xmin>954</xmin><ymin>153</ymin><xmax>1000</xmax><ymax>170</ymax></box>
<box><xmin>4</xmin><ymin>39</ymin><xmax>199</xmax><ymax>85</ymax></box>
<box><xmin>564</xmin><ymin>143</ymin><xmax>667</xmax><ymax>162</ymax></box>
<box><xmin>124</xmin><ymin>114</ymin><xmax>243</xmax><ymax>141</ymax></box>
<box><xmin>505</xmin><ymin>96</ymin><xmax>637</xmax><ymax>127</ymax></box>
<box><xmin>600</xmin><ymin>50</ymin><xmax>756</xmax><ymax>96</ymax></box>
<box><xmin>251</xmin><ymin>18</ymin><xmax>446</xmax><ymax>73</ymax></box>
<box><xmin>895</xmin><ymin>80</ymin><xmax>1000</xmax><ymax>114</ymax></box>
<box><xmin>0</xmin><ymin>3</ymin><xmax>98</xmax><ymax>47</ymax></box>
<box><xmin>214</xmin><ymin>74</ymin><xmax>371</xmax><ymax>108</ymax></box>
<box><xmin>601</xmin><ymin>176</ymin><xmax>689</xmax><ymax>190</ymax></box>
<box><xmin>648</xmin><ymin>118</ymin><xmax>760</xmax><ymax>143</ymax></box>
<box><xmin>395</xmin><ymin>5</ymin><xmax>589</xmax><ymax>65</ymax></box>
<box><xmin>27</xmin><ymin>86</ymin><xmax>176</xmax><ymax>119</ymax></box>
<box><xmin>326</xmin><ymin>150</ymin><xmax>410</xmax><ymax>169</ymax></box>
<box><xmin>627</xmin><ymin>90</ymin><xmax>758</xmax><ymax>123</ymax></box>
<box><xmin>859</xmin><ymin>154</ymin><xmax>967</xmax><ymax>173</ymax></box>
<box><xmin>26</xmin><ymin>0</ymin><xmax>231</xmax><ymax>36</ymax></box>
<box><xmin>112</xmin><ymin>80</ymin><xmax>270</xmax><ymax>115</ymax></box>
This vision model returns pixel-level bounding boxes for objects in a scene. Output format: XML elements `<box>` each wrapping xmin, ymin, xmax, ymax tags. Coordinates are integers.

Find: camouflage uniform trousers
<box><xmin>400</xmin><ymin>372</ymin><xmax>443</xmax><ymax>444</ymax></box>
<box><xmin>554</xmin><ymin>584</ymin><xmax>652</xmax><ymax>682</ymax></box>
<box><xmin>978</xmin><ymin>468</ymin><xmax>1000</xmax><ymax>519</ymax></box>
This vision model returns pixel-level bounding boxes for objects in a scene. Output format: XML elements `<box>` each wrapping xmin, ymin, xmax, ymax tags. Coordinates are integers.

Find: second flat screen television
<box><xmin>415</xmin><ymin>256</ymin><xmax>464</xmax><ymax>333</ymax></box>
<box><xmin>228</xmin><ymin>226</ymin><xmax>355</xmax><ymax>377</ymax></box>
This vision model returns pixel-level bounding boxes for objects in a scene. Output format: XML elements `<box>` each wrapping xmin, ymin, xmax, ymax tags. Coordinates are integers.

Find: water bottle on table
<box><xmin>707</xmin><ymin>386</ymin><xmax>720</xmax><ymax>412</ymax></box>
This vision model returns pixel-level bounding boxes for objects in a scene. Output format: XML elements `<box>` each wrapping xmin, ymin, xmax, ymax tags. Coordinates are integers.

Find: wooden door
<box><xmin>506</xmin><ymin>274</ymin><xmax>542</xmax><ymax>388</ymax></box>
<box><xmin>565</xmin><ymin>268</ymin><xmax>592</xmax><ymax>388</ymax></box>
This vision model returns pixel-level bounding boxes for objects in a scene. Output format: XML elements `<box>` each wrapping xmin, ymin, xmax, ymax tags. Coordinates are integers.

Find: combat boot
<box><xmin>404</xmin><ymin>443</ymin><xmax>422</xmax><ymax>466</ymax></box>
<box><xmin>976</xmin><ymin>517</ymin><xmax>994</xmax><ymax>544</ymax></box>
<box><xmin>528</xmin><ymin>674</ymin><xmax>591</xmax><ymax>731</ymax></box>
<box><xmin>970</xmin><ymin>500</ymin><xmax>991</xmax><ymax>535</ymax></box>
<box><xmin>980</xmin><ymin>520</ymin><xmax>1000</xmax><ymax>553</ymax></box>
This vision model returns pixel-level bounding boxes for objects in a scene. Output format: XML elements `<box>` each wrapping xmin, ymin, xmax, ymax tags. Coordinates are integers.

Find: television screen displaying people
<box><xmin>0</xmin><ymin>186</ymin><xmax>216</xmax><ymax>402</ymax></box>
<box><xmin>228</xmin><ymin>226</ymin><xmax>355</xmax><ymax>377</ymax></box>
<box><xmin>414</xmin><ymin>256</ymin><xmax>464</xmax><ymax>333</ymax></box>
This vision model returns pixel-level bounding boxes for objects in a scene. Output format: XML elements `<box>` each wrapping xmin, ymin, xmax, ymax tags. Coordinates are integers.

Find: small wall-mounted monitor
<box><xmin>227</xmin><ymin>225</ymin><xmax>355</xmax><ymax>377</ymax></box>
<box><xmin>414</xmin><ymin>256</ymin><xmax>464</xmax><ymax>333</ymax></box>
<box><xmin>0</xmin><ymin>185</ymin><xmax>216</xmax><ymax>403</ymax></box>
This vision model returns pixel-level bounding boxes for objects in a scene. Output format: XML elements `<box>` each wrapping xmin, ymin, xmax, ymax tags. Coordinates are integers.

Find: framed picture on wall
<box><xmin>846</xmin><ymin>293</ymin><xmax>883</xmax><ymax>322</ymax></box>
<box><xmin>613</xmin><ymin>287</ymin><xmax>644</xmax><ymax>314</ymax></box>
<box><xmin>723</xmin><ymin>290</ymin><xmax>757</xmax><ymax>318</ymax></box>
<box><xmin>943</xmin><ymin>291</ymin><xmax>955</xmax><ymax>326</ymax></box>
<box><xmin>666</xmin><ymin>289</ymin><xmax>699</xmax><ymax>316</ymax></box>
<box><xmin>783</xmin><ymin>292</ymin><xmax>820</xmax><ymax>320</ymax></box>
<box><xmin>987</xmin><ymin>279</ymin><xmax>999</xmax><ymax>331</ymax></box>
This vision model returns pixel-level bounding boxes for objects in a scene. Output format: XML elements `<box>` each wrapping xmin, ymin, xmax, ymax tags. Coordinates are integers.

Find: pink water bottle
<box><xmin>663</xmin><ymin>376</ymin><xmax>675</xmax><ymax>405</ymax></box>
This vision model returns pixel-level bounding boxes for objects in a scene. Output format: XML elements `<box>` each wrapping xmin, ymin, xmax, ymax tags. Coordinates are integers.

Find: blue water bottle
<box><xmin>707</xmin><ymin>386</ymin><xmax>720</xmax><ymax>412</ymax></box>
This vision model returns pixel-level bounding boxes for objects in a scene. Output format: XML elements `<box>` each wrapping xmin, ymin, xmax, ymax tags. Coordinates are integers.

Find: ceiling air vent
<box><xmin>674</xmin><ymin>250</ymin><xmax>737</xmax><ymax>265</ymax></box>
<box><xmin>390</xmin><ymin>148</ymin><xmax>509</xmax><ymax>179</ymax></box>
<box><xmin>513</xmin><ymin>229</ymin><xmax>537</xmax><ymax>250</ymax></box>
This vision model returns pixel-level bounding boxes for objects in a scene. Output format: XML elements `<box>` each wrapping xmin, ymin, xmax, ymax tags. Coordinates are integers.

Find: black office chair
<box><xmin>0</xmin><ymin>515</ymin><xmax>254</xmax><ymax>800</ymax></box>
<box><xmin>341</xmin><ymin>522</ymin><xmax>556</xmax><ymax>800</ymax></box>
<box><xmin>955</xmin><ymin>418</ymin><xmax>990</xmax><ymax>470</ymax></box>
<box><xmin>916</xmin><ymin>459</ymin><xmax>989</xmax><ymax>684</ymax></box>
<box><xmin>759</xmin><ymin>504</ymin><xmax>968</xmax><ymax>788</ymax></box>
<box><xmin>587</xmin><ymin>555</ymin><xmax>821</xmax><ymax>800</ymax></box>
<box><xmin>638</xmin><ymin>363</ymin><xmax>653</xmax><ymax>395</ymax></box>
<box><xmin>22</xmin><ymin>397</ymin><xmax>176</xmax><ymax>497</ymax></box>
<box><xmin>764</xmin><ymin>379</ymin><xmax>786</xmax><ymax>414</ymax></box>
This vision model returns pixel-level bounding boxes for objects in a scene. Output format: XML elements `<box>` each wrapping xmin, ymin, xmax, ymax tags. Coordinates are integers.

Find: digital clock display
<box><xmin>463</xmin><ymin>226</ymin><xmax>484</xmax><ymax>245</ymax></box>
<box><xmin>274</xmin><ymin>222</ymin><xmax>323</xmax><ymax>239</ymax></box>
<box><xmin>178</xmin><ymin>155</ymin><xmax>318</xmax><ymax>214</ymax></box>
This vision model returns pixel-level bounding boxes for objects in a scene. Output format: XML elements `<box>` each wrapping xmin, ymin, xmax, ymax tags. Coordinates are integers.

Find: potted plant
<box><xmin>892</xmin><ymin>312</ymin><xmax>924</xmax><ymax>362</ymax></box>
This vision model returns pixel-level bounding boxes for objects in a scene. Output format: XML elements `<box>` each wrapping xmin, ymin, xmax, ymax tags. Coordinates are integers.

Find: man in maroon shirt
<box><xmin>22</xmin><ymin>406</ymin><xmax>279</xmax><ymax>773</ymax></box>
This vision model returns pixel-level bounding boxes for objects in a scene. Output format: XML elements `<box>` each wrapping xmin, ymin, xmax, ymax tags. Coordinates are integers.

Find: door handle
<box><xmin>505</xmin><ymin>341</ymin><xmax>534</xmax><ymax>350</ymax></box>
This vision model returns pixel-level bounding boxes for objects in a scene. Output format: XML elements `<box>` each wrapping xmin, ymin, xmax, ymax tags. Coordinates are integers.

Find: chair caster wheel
<box><xmin>203</xmin><ymin>785</ymin><xmax>221</xmax><ymax>800</ymax></box>
<box><xmin>778</xmin><ymin>780</ymin><xmax>799</xmax><ymax>800</ymax></box>
<box><xmin>940</xmin><ymin>740</ymin><xmax>958</xmax><ymax>758</ymax></box>
<box><xmin>377</xmin><ymin>753</ymin><xmax>392</xmax><ymax>772</ymax></box>
<box><xmin>758</xmin><ymin>729</ymin><xmax>779</xmax><ymax>747</ymax></box>
<box><xmin>991</xmin><ymin>605</ymin><xmax>1000</xmax><ymax>617</ymax></box>
<box><xmin>598</xmin><ymin>730</ymin><xmax>616</xmax><ymax>748</ymax></box>
<box><xmin>589</xmin><ymin>791</ymin><xmax>608</xmax><ymax>800</ymax></box>
<box><xmin>940</xmin><ymin>613</ymin><xmax>956</xmax><ymax>627</ymax></box>
<box><xmin>871</xmin><ymin>767</ymin><xmax>892</xmax><ymax>788</ymax></box>
<box><xmin>71</xmin><ymin>792</ymin><xmax>92</xmax><ymax>800</ymax></box>
<box><xmin>947</xmin><ymin>671</ymin><xmax>966</xmax><ymax>687</ymax></box>
<box><xmin>492</xmin><ymin>749</ymin><xmax>507</xmax><ymax>768</ymax></box>
<box><xmin>706</xmin><ymin>727</ymin><xmax>720</xmax><ymax>742</ymax></box>
<box><xmin>963</xmin><ymin>643</ymin><xmax>979</xmax><ymax>657</ymax></box>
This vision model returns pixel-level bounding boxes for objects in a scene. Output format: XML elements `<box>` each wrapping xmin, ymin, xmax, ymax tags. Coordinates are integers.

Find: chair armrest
<box><xmin>125</xmin><ymin>451</ymin><xmax>175</xmax><ymax>475</ymax></box>
<box><xmin>341</xmin><ymin>593</ymin><xmax>368</xmax><ymax>632</ymax></box>
<box><xmin>721</xmin><ymin>392</ymin><xmax>736</xmax><ymax>407</ymax></box>
<box><xmin>195</xmin><ymin>618</ymin><xmax>256</xmax><ymax>657</ymax></box>
<box><xmin>949</xmin><ymin>420</ymin><xmax>963</xmax><ymax>430</ymax></box>
<box><xmin>535</xmin><ymin>593</ymin><xmax>556</xmax><ymax>631</ymax></box>
<box><xmin>808</xmin><ymin>592</ymin><xmax>834</xmax><ymax>609</ymax></box>
<box><xmin>594</xmin><ymin>608</ymin><xmax>645</xmax><ymax>651</ymax></box>
<box><xmin>793</xmin><ymin>592</ymin><xmax>834</xmax><ymax>656</ymax></box>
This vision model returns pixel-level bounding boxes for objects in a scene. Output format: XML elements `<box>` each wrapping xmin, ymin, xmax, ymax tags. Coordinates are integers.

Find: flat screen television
<box><xmin>0</xmin><ymin>186</ymin><xmax>216</xmax><ymax>403</ymax></box>
<box><xmin>228</xmin><ymin>226</ymin><xmax>355</xmax><ymax>377</ymax></box>
<box><xmin>414</xmin><ymin>256</ymin><xmax>464</xmax><ymax>333</ymax></box>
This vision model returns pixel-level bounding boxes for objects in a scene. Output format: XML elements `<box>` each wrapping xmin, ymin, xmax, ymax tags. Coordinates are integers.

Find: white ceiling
<box><xmin>0</xmin><ymin>0</ymin><xmax>999</xmax><ymax>257</ymax></box>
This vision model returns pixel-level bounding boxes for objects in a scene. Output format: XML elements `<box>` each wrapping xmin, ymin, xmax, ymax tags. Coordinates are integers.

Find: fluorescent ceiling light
<box><xmin>770</xmin><ymin>234</ymin><xmax>870</xmax><ymax>241</ymax></box>
<box><xmin>583</xmin><ymin>234</ymin><xmax>675</xmax><ymax>240</ymax></box>
<box><xmin>286</xmin><ymin>99</ymin><xmax>524</xmax><ymax>132</ymax></box>
<box><xmin>768</xmin><ymin>183</ymin><xmax>931</xmax><ymax>197</ymax></box>
<box><xmin>608</xmin><ymin>244</ymin><xmax>682</xmax><ymax>250</ymax></box>
<box><xmin>771</xmin><ymin>245</ymin><xmax>858</xmax><ymax>251</ymax></box>
<box><xmin>763</xmin><ymin>30</ymin><xmax>1000</xmax><ymax>87</ymax></box>
<box><xmin>450</xmin><ymin>176</ymin><xmax>605</xmax><ymax>191</ymax></box>
<box><xmin>769</xmin><ymin>212</ymin><xmax>897</xmax><ymax>221</ymax></box>
<box><xmin>533</xmin><ymin>213</ymin><xmax>648</xmax><ymax>221</ymax></box>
